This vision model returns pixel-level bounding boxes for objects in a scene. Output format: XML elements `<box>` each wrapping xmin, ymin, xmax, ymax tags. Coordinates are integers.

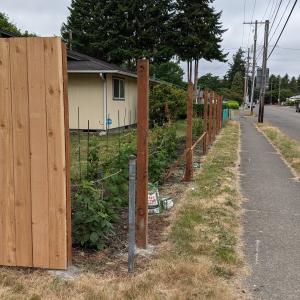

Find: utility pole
<box><xmin>258</xmin><ymin>20</ymin><xmax>269</xmax><ymax>123</ymax></box>
<box><xmin>244</xmin><ymin>20</ymin><xmax>259</xmax><ymax>114</ymax></box>
<box><xmin>243</xmin><ymin>48</ymin><xmax>250</xmax><ymax>108</ymax></box>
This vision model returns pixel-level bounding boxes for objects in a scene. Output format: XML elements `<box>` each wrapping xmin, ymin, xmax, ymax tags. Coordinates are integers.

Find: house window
<box><xmin>113</xmin><ymin>78</ymin><xmax>125</xmax><ymax>100</ymax></box>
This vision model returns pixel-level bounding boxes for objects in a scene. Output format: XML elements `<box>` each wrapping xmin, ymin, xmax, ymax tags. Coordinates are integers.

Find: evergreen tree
<box><xmin>0</xmin><ymin>12</ymin><xmax>21</xmax><ymax>35</ymax></box>
<box><xmin>289</xmin><ymin>76</ymin><xmax>297</xmax><ymax>94</ymax></box>
<box><xmin>231</xmin><ymin>71</ymin><xmax>243</xmax><ymax>95</ymax></box>
<box><xmin>281</xmin><ymin>74</ymin><xmax>289</xmax><ymax>89</ymax></box>
<box><xmin>61</xmin><ymin>0</ymin><xmax>173</xmax><ymax>67</ymax></box>
<box><xmin>225</xmin><ymin>48</ymin><xmax>245</xmax><ymax>87</ymax></box>
<box><xmin>169</xmin><ymin>0</ymin><xmax>226</xmax><ymax>83</ymax></box>
<box><xmin>150</xmin><ymin>61</ymin><xmax>185</xmax><ymax>86</ymax></box>
<box><xmin>297</xmin><ymin>75</ymin><xmax>300</xmax><ymax>94</ymax></box>
<box><xmin>199</xmin><ymin>73</ymin><xmax>223</xmax><ymax>91</ymax></box>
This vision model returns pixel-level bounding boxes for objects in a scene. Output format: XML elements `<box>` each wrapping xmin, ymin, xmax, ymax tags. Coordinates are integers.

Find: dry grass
<box><xmin>0</xmin><ymin>121</ymin><xmax>243</xmax><ymax>300</ymax></box>
<box><xmin>257</xmin><ymin>123</ymin><xmax>300</xmax><ymax>178</ymax></box>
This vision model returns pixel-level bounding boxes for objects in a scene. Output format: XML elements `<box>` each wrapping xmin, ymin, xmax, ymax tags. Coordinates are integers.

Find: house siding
<box><xmin>68</xmin><ymin>73</ymin><xmax>104</xmax><ymax>130</ymax></box>
<box><xmin>106</xmin><ymin>74</ymin><xmax>137</xmax><ymax>130</ymax></box>
<box><xmin>68</xmin><ymin>73</ymin><xmax>137</xmax><ymax>130</ymax></box>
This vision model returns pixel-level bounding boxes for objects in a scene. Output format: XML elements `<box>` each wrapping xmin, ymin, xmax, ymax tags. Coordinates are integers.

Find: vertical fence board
<box><xmin>44</xmin><ymin>38</ymin><xmax>67</xmax><ymax>269</ymax></box>
<box><xmin>10</xmin><ymin>38</ymin><xmax>33</xmax><ymax>267</ymax></box>
<box><xmin>0</xmin><ymin>37</ymin><xmax>69</xmax><ymax>269</ymax></box>
<box><xmin>61</xmin><ymin>42</ymin><xmax>72</xmax><ymax>265</ymax></box>
<box><xmin>0</xmin><ymin>39</ymin><xmax>16</xmax><ymax>266</ymax></box>
<box><xmin>27</xmin><ymin>38</ymin><xmax>50</xmax><ymax>268</ymax></box>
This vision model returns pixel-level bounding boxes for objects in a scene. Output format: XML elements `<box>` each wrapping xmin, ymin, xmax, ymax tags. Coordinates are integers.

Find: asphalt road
<box><xmin>240</xmin><ymin>115</ymin><xmax>300</xmax><ymax>299</ymax></box>
<box><xmin>263</xmin><ymin>105</ymin><xmax>300</xmax><ymax>143</ymax></box>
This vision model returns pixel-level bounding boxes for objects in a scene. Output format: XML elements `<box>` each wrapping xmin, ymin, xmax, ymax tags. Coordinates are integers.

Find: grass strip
<box><xmin>258</xmin><ymin>123</ymin><xmax>300</xmax><ymax>177</ymax></box>
<box><xmin>0</xmin><ymin>121</ymin><xmax>242</xmax><ymax>300</ymax></box>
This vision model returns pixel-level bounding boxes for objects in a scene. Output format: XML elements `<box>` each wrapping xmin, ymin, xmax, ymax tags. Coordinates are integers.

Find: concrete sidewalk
<box><xmin>240</xmin><ymin>116</ymin><xmax>300</xmax><ymax>299</ymax></box>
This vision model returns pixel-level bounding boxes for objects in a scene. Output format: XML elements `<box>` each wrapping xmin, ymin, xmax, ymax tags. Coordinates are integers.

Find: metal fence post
<box><xmin>128</xmin><ymin>155</ymin><xmax>136</xmax><ymax>273</ymax></box>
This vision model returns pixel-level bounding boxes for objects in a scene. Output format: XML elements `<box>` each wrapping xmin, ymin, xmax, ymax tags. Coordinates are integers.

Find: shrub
<box><xmin>149</xmin><ymin>84</ymin><xmax>187</xmax><ymax>126</ymax></box>
<box><xmin>226</xmin><ymin>100</ymin><xmax>239</xmax><ymax>110</ymax></box>
<box><xmin>149</xmin><ymin>124</ymin><xmax>179</xmax><ymax>183</ymax></box>
<box><xmin>193</xmin><ymin>104</ymin><xmax>204</xmax><ymax>117</ymax></box>
<box><xmin>72</xmin><ymin>124</ymin><xmax>181</xmax><ymax>249</ymax></box>
<box><xmin>72</xmin><ymin>180</ymin><xmax>115</xmax><ymax>249</ymax></box>
<box><xmin>193</xmin><ymin>118</ymin><xmax>204</xmax><ymax>139</ymax></box>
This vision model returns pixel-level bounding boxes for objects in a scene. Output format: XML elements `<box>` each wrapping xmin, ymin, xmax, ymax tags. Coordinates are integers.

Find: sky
<box><xmin>1</xmin><ymin>0</ymin><xmax>300</xmax><ymax>79</ymax></box>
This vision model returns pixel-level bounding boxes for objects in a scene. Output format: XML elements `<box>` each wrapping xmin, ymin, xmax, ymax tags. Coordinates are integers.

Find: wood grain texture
<box><xmin>44</xmin><ymin>37</ymin><xmax>67</xmax><ymax>269</ymax></box>
<box><xmin>61</xmin><ymin>42</ymin><xmax>72</xmax><ymax>265</ymax></box>
<box><xmin>27</xmin><ymin>38</ymin><xmax>50</xmax><ymax>268</ymax></box>
<box><xmin>0</xmin><ymin>39</ymin><xmax>17</xmax><ymax>266</ymax></box>
<box><xmin>0</xmin><ymin>37</ymin><xmax>69</xmax><ymax>270</ymax></box>
<box><xmin>136</xmin><ymin>59</ymin><xmax>149</xmax><ymax>249</ymax></box>
<box><xmin>10</xmin><ymin>38</ymin><xmax>33</xmax><ymax>267</ymax></box>
<box><xmin>183</xmin><ymin>82</ymin><xmax>193</xmax><ymax>181</ymax></box>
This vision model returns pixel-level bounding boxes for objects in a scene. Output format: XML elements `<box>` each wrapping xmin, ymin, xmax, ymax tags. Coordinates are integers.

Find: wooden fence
<box><xmin>0</xmin><ymin>37</ymin><xmax>71</xmax><ymax>270</ymax></box>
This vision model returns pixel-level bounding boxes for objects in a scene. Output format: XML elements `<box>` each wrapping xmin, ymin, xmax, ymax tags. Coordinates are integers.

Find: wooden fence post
<box><xmin>209</xmin><ymin>91</ymin><xmax>213</xmax><ymax>146</ymax></box>
<box><xmin>184</xmin><ymin>82</ymin><xmax>194</xmax><ymax>181</ymax></box>
<box><xmin>203</xmin><ymin>90</ymin><xmax>208</xmax><ymax>154</ymax></box>
<box><xmin>216</xmin><ymin>95</ymin><xmax>220</xmax><ymax>134</ymax></box>
<box><xmin>220</xmin><ymin>96</ymin><xmax>223</xmax><ymax>129</ymax></box>
<box><xmin>213</xmin><ymin>92</ymin><xmax>218</xmax><ymax>140</ymax></box>
<box><xmin>136</xmin><ymin>59</ymin><xmax>149</xmax><ymax>249</ymax></box>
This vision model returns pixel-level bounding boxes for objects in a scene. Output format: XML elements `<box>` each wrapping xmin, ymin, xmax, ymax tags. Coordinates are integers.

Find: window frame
<box><xmin>113</xmin><ymin>77</ymin><xmax>125</xmax><ymax>101</ymax></box>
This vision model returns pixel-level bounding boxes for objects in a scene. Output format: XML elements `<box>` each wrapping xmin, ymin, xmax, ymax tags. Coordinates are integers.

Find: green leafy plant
<box><xmin>149</xmin><ymin>124</ymin><xmax>179</xmax><ymax>184</ymax></box>
<box><xmin>226</xmin><ymin>100</ymin><xmax>239</xmax><ymax>110</ymax></box>
<box><xmin>72</xmin><ymin>180</ymin><xmax>115</xmax><ymax>249</ymax></box>
<box><xmin>149</xmin><ymin>84</ymin><xmax>187</xmax><ymax>126</ymax></box>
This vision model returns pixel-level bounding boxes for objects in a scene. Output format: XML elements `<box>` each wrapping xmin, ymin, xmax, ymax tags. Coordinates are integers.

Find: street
<box><xmin>263</xmin><ymin>105</ymin><xmax>300</xmax><ymax>143</ymax></box>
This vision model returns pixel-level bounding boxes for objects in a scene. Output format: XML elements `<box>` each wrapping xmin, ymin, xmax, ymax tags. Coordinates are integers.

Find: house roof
<box><xmin>67</xmin><ymin>49</ymin><xmax>138</xmax><ymax>78</ymax></box>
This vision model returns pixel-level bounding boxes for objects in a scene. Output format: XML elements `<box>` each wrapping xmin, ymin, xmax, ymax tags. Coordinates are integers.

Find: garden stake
<box><xmin>128</xmin><ymin>155</ymin><xmax>136</xmax><ymax>273</ymax></box>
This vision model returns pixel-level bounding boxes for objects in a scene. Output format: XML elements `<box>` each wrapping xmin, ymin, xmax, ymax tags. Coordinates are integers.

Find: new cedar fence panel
<box><xmin>0</xmin><ymin>37</ymin><xmax>70</xmax><ymax>270</ymax></box>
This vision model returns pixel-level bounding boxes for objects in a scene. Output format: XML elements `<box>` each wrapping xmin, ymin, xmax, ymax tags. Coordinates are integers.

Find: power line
<box><xmin>246</xmin><ymin>0</ymin><xmax>257</xmax><ymax>48</ymax></box>
<box><xmin>268</xmin><ymin>0</ymin><xmax>298</xmax><ymax>59</ymax></box>
<box><xmin>268</xmin><ymin>0</ymin><xmax>280</xmax><ymax>22</ymax></box>
<box><xmin>269</xmin><ymin>0</ymin><xmax>292</xmax><ymax>43</ymax></box>
<box><xmin>261</xmin><ymin>0</ymin><xmax>274</xmax><ymax>20</ymax></box>
<box><xmin>242</xmin><ymin>0</ymin><xmax>247</xmax><ymax>48</ymax></box>
<box><xmin>269</xmin><ymin>0</ymin><xmax>283</xmax><ymax>33</ymax></box>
